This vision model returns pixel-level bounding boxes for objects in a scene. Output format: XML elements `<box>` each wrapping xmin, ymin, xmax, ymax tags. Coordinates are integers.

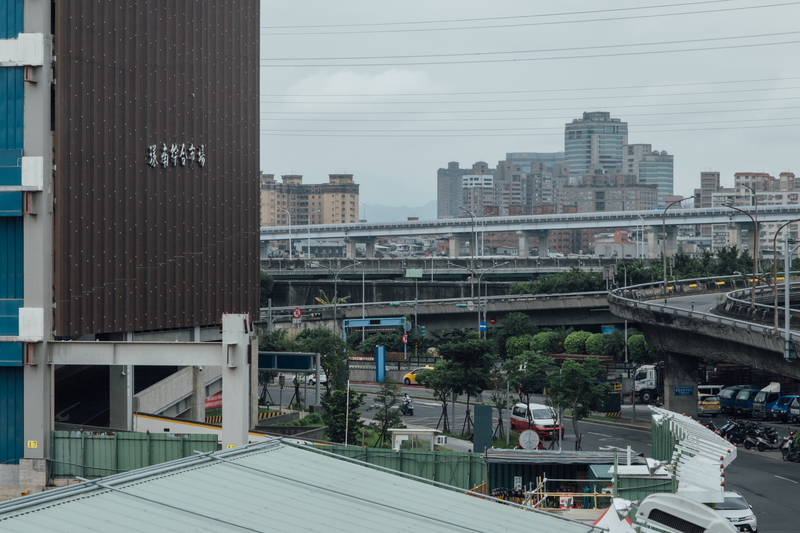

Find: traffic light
<box><xmin>455</xmin><ymin>303</ymin><xmax>467</xmax><ymax>308</ymax></box>
<box><xmin>420</xmin><ymin>326</ymin><xmax>425</xmax><ymax>338</ymax></box>
<box><xmin>309</xmin><ymin>312</ymin><xmax>322</xmax><ymax>319</ymax></box>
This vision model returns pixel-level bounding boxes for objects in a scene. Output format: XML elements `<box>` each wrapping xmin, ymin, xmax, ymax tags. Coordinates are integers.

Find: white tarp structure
<box><xmin>650</xmin><ymin>406</ymin><xmax>736</xmax><ymax>504</ymax></box>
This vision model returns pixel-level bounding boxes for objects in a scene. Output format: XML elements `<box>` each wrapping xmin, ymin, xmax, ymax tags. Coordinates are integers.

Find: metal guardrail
<box><xmin>607</xmin><ymin>275</ymin><xmax>785</xmax><ymax>338</ymax></box>
<box><xmin>260</xmin><ymin>204</ymin><xmax>800</xmax><ymax>237</ymax></box>
<box><xmin>262</xmin><ymin>290</ymin><xmax>608</xmax><ymax>315</ymax></box>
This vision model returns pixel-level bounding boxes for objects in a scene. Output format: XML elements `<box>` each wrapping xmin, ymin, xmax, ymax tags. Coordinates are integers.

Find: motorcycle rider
<box><xmin>402</xmin><ymin>394</ymin><xmax>412</xmax><ymax>415</ymax></box>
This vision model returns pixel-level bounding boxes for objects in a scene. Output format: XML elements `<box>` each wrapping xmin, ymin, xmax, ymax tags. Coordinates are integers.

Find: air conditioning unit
<box><xmin>636</xmin><ymin>493</ymin><xmax>736</xmax><ymax>533</ymax></box>
<box><xmin>435</xmin><ymin>436</ymin><xmax>447</xmax><ymax>445</ymax></box>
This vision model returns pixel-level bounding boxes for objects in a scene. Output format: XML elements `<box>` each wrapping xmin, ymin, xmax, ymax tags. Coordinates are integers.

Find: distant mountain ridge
<box><xmin>362</xmin><ymin>200</ymin><xmax>437</xmax><ymax>223</ymax></box>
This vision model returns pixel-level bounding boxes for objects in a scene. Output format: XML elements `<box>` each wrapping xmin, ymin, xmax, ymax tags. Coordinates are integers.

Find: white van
<box><xmin>509</xmin><ymin>402</ymin><xmax>564</xmax><ymax>439</ymax></box>
<box><xmin>698</xmin><ymin>385</ymin><xmax>724</xmax><ymax>397</ymax></box>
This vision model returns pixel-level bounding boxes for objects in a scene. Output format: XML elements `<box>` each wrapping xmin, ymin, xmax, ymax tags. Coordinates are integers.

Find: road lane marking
<box><xmin>775</xmin><ymin>475</ymin><xmax>798</xmax><ymax>484</ymax></box>
<box><xmin>588</xmin><ymin>431</ymin><xmax>613</xmax><ymax>437</ymax></box>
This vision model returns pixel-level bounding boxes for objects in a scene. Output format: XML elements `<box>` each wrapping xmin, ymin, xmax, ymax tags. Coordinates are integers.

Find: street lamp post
<box><xmin>307</xmin><ymin>209</ymin><xmax>321</xmax><ymax>259</ymax></box>
<box><xmin>280</xmin><ymin>207</ymin><xmax>292</xmax><ymax>260</ymax></box>
<box><xmin>722</xmin><ymin>203</ymin><xmax>758</xmax><ymax>310</ymax></box>
<box><xmin>662</xmin><ymin>196</ymin><xmax>693</xmax><ymax>294</ymax></box>
<box><xmin>773</xmin><ymin>219</ymin><xmax>800</xmax><ymax>334</ymax></box>
<box><xmin>312</xmin><ymin>261</ymin><xmax>361</xmax><ymax>335</ymax></box>
<box><xmin>785</xmin><ymin>232</ymin><xmax>800</xmax><ymax>360</ymax></box>
<box><xmin>459</xmin><ymin>206</ymin><xmax>476</xmax><ymax>299</ymax></box>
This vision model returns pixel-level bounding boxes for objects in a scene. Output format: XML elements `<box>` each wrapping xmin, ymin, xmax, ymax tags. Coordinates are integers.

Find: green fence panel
<box><xmin>313</xmin><ymin>446</ymin><xmax>485</xmax><ymax>490</ymax></box>
<box><xmin>51</xmin><ymin>431</ymin><xmax>220</xmax><ymax>479</ymax></box>
<box><xmin>83</xmin><ymin>432</ymin><xmax>117</xmax><ymax>478</ymax></box>
<box><xmin>118</xmin><ymin>432</ymin><xmax>151</xmax><ymax>472</ymax></box>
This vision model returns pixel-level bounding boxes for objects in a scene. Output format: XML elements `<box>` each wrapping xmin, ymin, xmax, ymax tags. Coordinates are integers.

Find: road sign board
<box><xmin>292</xmin><ymin>308</ymin><xmax>302</xmax><ymax>319</ymax></box>
<box><xmin>467</xmin><ymin>301</ymin><xmax>474</xmax><ymax>311</ymax></box>
<box><xmin>479</xmin><ymin>321</ymin><xmax>487</xmax><ymax>331</ymax></box>
<box><xmin>401</xmin><ymin>333</ymin><xmax>408</xmax><ymax>344</ymax></box>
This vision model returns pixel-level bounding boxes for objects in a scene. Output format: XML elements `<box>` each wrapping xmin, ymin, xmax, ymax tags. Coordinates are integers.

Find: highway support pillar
<box><xmin>664</xmin><ymin>226</ymin><xmax>678</xmax><ymax>259</ymax></box>
<box><xmin>447</xmin><ymin>234</ymin><xmax>461</xmax><ymax>258</ymax></box>
<box><xmin>345</xmin><ymin>240</ymin><xmax>357</xmax><ymax>259</ymax></box>
<box><xmin>663</xmin><ymin>351</ymin><xmax>698</xmax><ymax>417</ymax></box>
<box><xmin>645</xmin><ymin>226</ymin><xmax>658</xmax><ymax>259</ymax></box>
<box><xmin>364</xmin><ymin>238</ymin><xmax>377</xmax><ymax>259</ymax></box>
<box><xmin>517</xmin><ymin>230</ymin><xmax>548</xmax><ymax>258</ymax></box>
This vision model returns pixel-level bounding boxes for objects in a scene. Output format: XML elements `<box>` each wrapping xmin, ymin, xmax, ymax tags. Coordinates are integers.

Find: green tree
<box><xmin>585</xmin><ymin>333</ymin><xmax>605</xmax><ymax>356</ymax></box>
<box><xmin>506</xmin><ymin>334</ymin><xmax>536</xmax><ymax>357</ymax></box>
<box><xmin>495</xmin><ymin>312</ymin><xmax>537</xmax><ymax>358</ymax></box>
<box><xmin>260</xmin><ymin>270</ymin><xmax>274</xmax><ymax>308</ymax></box>
<box><xmin>416</xmin><ymin>361</ymin><xmax>458</xmax><ymax>434</ymax></box>
<box><xmin>563</xmin><ymin>331</ymin><xmax>592</xmax><ymax>354</ymax></box>
<box><xmin>488</xmin><ymin>365</ymin><xmax>511</xmax><ymax>440</ymax></box>
<box><xmin>314</xmin><ymin>290</ymin><xmax>351</xmax><ymax>305</ymax></box>
<box><xmin>368</xmin><ymin>378</ymin><xmax>404</xmax><ymax>448</ymax></box>
<box><xmin>530</xmin><ymin>331</ymin><xmax>560</xmax><ymax>354</ymax></box>
<box><xmin>627</xmin><ymin>334</ymin><xmax>661</xmax><ymax>364</ymax></box>
<box><xmin>439</xmin><ymin>340</ymin><xmax>494</xmax><ymax>436</ymax></box>
<box><xmin>321</xmin><ymin>388</ymin><xmax>366</xmax><ymax>444</ymax></box>
<box><xmin>257</xmin><ymin>329</ymin><xmax>297</xmax><ymax>400</ymax></box>
<box><xmin>295</xmin><ymin>328</ymin><xmax>350</xmax><ymax>397</ymax></box>
<box><xmin>503</xmin><ymin>351</ymin><xmax>554</xmax><ymax>407</ymax></box>
<box><xmin>508</xmin><ymin>267</ymin><xmax>604</xmax><ymax>295</ymax></box>
<box><xmin>545</xmin><ymin>359</ymin><xmax>611</xmax><ymax>450</ymax></box>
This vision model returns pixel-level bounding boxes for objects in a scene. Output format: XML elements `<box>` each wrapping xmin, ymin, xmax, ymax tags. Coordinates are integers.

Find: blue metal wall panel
<box><xmin>0</xmin><ymin>367</ymin><xmax>23</xmax><ymax>462</ymax></box>
<box><xmin>0</xmin><ymin>68</ymin><xmax>24</xmax><ymax>150</ymax></box>
<box><xmin>0</xmin><ymin>217</ymin><xmax>23</xmax><ymax>298</ymax></box>
<box><xmin>0</xmin><ymin>0</ymin><xmax>23</xmax><ymax>39</ymax></box>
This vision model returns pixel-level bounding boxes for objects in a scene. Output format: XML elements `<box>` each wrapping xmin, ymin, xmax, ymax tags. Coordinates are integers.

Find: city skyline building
<box><xmin>624</xmin><ymin>143</ymin><xmax>674</xmax><ymax>206</ymax></box>
<box><xmin>565</xmin><ymin>112</ymin><xmax>628</xmax><ymax>176</ymax></box>
<box><xmin>260</xmin><ymin>173</ymin><xmax>360</xmax><ymax>227</ymax></box>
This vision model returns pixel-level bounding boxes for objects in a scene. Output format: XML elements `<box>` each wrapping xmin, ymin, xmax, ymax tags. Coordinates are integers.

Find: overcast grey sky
<box><xmin>260</xmin><ymin>1</ymin><xmax>800</xmax><ymax>209</ymax></box>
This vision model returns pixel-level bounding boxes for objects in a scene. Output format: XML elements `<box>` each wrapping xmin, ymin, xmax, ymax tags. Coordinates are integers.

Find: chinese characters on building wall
<box><xmin>147</xmin><ymin>143</ymin><xmax>206</xmax><ymax>168</ymax></box>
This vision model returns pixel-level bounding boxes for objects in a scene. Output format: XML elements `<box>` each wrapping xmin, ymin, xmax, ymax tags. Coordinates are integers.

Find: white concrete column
<box><xmin>221</xmin><ymin>314</ymin><xmax>253</xmax><ymax>448</ymax></box>
<box><xmin>448</xmin><ymin>235</ymin><xmax>460</xmax><ymax>258</ymax></box>
<box><xmin>517</xmin><ymin>233</ymin><xmax>530</xmax><ymax>258</ymax></box>
<box><xmin>364</xmin><ymin>239</ymin><xmax>376</xmax><ymax>259</ymax></box>
<box><xmin>345</xmin><ymin>240</ymin><xmax>357</xmax><ymax>259</ymax></box>
<box><xmin>664</xmin><ymin>227</ymin><xmax>678</xmax><ymax>258</ymax></box>
<box><xmin>645</xmin><ymin>226</ymin><xmax>658</xmax><ymax>259</ymax></box>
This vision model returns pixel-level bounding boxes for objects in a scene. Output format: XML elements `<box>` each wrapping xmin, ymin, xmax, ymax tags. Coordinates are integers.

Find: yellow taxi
<box><xmin>403</xmin><ymin>366</ymin><xmax>434</xmax><ymax>385</ymax></box>
<box><xmin>698</xmin><ymin>395</ymin><xmax>720</xmax><ymax>417</ymax></box>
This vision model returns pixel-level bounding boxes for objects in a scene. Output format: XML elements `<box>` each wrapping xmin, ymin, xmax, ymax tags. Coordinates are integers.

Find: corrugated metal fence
<box><xmin>51</xmin><ymin>431</ymin><xmax>218</xmax><ymax>479</ymax></box>
<box><xmin>311</xmin><ymin>446</ymin><xmax>485</xmax><ymax>490</ymax></box>
<box><xmin>651</xmin><ymin>416</ymin><xmax>679</xmax><ymax>462</ymax></box>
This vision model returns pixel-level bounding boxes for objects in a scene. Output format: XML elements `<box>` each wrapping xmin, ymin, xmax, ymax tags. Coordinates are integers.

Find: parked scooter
<box><xmin>782</xmin><ymin>431</ymin><xmax>800</xmax><ymax>462</ymax></box>
<box><xmin>400</xmin><ymin>399</ymin><xmax>414</xmax><ymax>416</ymax></box>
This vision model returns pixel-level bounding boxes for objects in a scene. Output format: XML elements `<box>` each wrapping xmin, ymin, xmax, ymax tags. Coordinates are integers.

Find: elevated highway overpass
<box><xmin>608</xmin><ymin>276</ymin><xmax>800</xmax><ymax>415</ymax></box>
<box><xmin>260</xmin><ymin>205</ymin><xmax>800</xmax><ymax>258</ymax></box>
<box><xmin>262</xmin><ymin>291</ymin><xmax>621</xmax><ymax>334</ymax></box>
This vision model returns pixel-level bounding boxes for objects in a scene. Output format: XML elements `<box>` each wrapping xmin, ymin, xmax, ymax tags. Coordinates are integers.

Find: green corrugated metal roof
<box><xmin>0</xmin><ymin>439</ymin><xmax>604</xmax><ymax>532</ymax></box>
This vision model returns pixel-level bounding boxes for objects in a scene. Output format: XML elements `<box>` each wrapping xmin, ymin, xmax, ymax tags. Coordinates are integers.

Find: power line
<box><xmin>259</xmin><ymin>105</ymin><xmax>800</xmax><ymax>123</ymax></box>
<box><xmin>259</xmin><ymin>116</ymin><xmax>800</xmax><ymax>134</ymax></box>
<box><xmin>262</xmin><ymin>76</ymin><xmax>800</xmax><ymax>98</ymax></box>
<box><xmin>262</xmin><ymin>30</ymin><xmax>800</xmax><ymax>62</ymax></box>
<box><xmin>260</xmin><ymin>96</ymin><xmax>800</xmax><ymax>117</ymax></box>
<box><xmin>259</xmin><ymin>123</ymin><xmax>800</xmax><ymax>137</ymax></box>
<box><xmin>261</xmin><ymin>85</ymin><xmax>800</xmax><ymax>105</ymax></box>
<box><xmin>260</xmin><ymin>1</ymin><xmax>800</xmax><ymax>36</ymax></box>
<box><xmin>260</xmin><ymin>37</ymin><xmax>800</xmax><ymax>67</ymax></box>
<box><xmin>261</xmin><ymin>0</ymin><xmax>733</xmax><ymax>29</ymax></box>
